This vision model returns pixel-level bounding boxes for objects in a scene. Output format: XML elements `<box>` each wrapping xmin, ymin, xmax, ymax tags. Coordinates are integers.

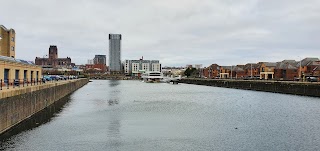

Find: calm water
<box><xmin>1</xmin><ymin>80</ymin><xmax>320</xmax><ymax>151</ymax></box>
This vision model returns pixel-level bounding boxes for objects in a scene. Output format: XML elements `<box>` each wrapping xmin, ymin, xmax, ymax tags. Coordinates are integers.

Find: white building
<box><xmin>87</xmin><ymin>59</ymin><xmax>94</xmax><ymax>64</ymax></box>
<box><xmin>124</xmin><ymin>59</ymin><xmax>161</xmax><ymax>76</ymax></box>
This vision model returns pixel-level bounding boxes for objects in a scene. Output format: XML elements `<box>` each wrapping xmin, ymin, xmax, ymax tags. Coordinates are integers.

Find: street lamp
<box><xmin>230</xmin><ymin>65</ymin><xmax>233</xmax><ymax>79</ymax></box>
<box><xmin>298</xmin><ymin>56</ymin><xmax>302</xmax><ymax>81</ymax></box>
<box><xmin>251</xmin><ymin>63</ymin><xmax>253</xmax><ymax>78</ymax></box>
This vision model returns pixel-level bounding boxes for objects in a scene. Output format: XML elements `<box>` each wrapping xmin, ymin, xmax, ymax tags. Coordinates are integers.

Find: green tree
<box><xmin>184</xmin><ymin>68</ymin><xmax>196</xmax><ymax>77</ymax></box>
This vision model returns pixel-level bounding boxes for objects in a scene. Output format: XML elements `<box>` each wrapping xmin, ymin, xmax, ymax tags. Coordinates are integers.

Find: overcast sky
<box><xmin>1</xmin><ymin>0</ymin><xmax>319</xmax><ymax>67</ymax></box>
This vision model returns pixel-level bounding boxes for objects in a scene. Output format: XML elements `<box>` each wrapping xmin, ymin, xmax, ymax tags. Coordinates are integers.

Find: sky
<box><xmin>0</xmin><ymin>0</ymin><xmax>319</xmax><ymax>67</ymax></box>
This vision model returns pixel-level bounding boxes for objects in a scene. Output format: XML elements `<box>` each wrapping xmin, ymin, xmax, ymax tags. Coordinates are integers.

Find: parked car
<box><xmin>49</xmin><ymin>75</ymin><xmax>60</xmax><ymax>81</ymax></box>
<box><xmin>307</xmin><ymin>77</ymin><xmax>318</xmax><ymax>82</ymax></box>
<box><xmin>43</xmin><ymin>75</ymin><xmax>52</xmax><ymax>81</ymax></box>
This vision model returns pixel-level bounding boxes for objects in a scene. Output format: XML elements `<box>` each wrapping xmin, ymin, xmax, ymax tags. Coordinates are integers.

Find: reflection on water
<box><xmin>108</xmin><ymin>80</ymin><xmax>120</xmax><ymax>106</ymax></box>
<box><xmin>108</xmin><ymin>99</ymin><xmax>119</xmax><ymax>106</ymax></box>
<box><xmin>0</xmin><ymin>95</ymin><xmax>72</xmax><ymax>149</ymax></box>
<box><xmin>1</xmin><ymin>80</ymin><xmax>320</xmax><ymax>151</ymax></box>
<box><xmin>109</xmin><ymin>80</ymin><xmax>120</xmax><ymax>87</ymax></box>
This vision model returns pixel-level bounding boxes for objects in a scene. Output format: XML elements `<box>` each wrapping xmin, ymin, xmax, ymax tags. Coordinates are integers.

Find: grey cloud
<box><xmin>0</xmin><ymin>0</ymin><xmax>319</xmax><ymax>67</ymax></box>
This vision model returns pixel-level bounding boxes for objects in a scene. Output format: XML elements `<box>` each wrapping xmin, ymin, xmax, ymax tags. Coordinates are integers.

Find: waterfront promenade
<box><xmin>0</xmin><ymin>79</ymin><xmax>80</xmax><ymax>99</ymax></box>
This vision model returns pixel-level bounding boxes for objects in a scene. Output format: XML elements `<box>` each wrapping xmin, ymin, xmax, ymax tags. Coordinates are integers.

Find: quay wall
<box><xmin>0</xmin><ymin>79</ymin><xmax>88</xmax><ymax>135</ymax></box>
<box><xmin>180</xmin><ymin>79</ymin><xmax>320</xmax><ymax>97</ymax></box>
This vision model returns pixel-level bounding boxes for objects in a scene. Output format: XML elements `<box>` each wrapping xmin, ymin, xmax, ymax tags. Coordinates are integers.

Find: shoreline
<box><xmin>180</xmin><ymin>78</ymin><xmax>320</xmax><ymax>97</ymax></box>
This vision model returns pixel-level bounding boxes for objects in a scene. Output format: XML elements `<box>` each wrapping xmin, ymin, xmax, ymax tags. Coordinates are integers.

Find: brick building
<box><xmin>0</xmin><ymin>25</ymin><xmax>15</xmax><ymax>58</ymax></box>
<box><xmin>244</xmin><ymin>63</ymin><xmax>260</xmax><ymax>78</ymax></box>
<box><xmin>202</xmin><ymin>64</ymin><xmax>220</xmax><ymax>78</ymax></box>
<box><xmin>274</xmin><ymin>60</ymin><xmax>298</xmax><ymax>80</ymax></box>
<box><xmin>259</xmin><ymin>62</ymin><xmax>277</xmax><ymax>80</ymax></box>
<box><xmin>84</xmin><ymin>54</ymin><xmax>107</xmax><ymax>73</ymax></box>
<box><xmin>35</xmin><ymin>45</ymin><xmax>73</xmax><ymax>67</ymax></box>
<box><xmin>233</xmin><ymin>66</ymin><xmax>246</xmax><ymax>79</ymax></box>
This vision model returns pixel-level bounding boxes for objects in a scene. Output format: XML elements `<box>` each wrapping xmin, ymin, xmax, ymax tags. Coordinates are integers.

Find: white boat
<box><xmin>141</xmin><ymin>71</ymin><xmax>163</xmax><ymax>83</ymax></box>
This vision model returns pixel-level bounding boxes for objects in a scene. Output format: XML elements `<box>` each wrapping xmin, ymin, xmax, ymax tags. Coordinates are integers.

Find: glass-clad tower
<box><xmin>109</xmin><ymin>34</ymin><xmax>122</xmax><ymax>73</ymax></box>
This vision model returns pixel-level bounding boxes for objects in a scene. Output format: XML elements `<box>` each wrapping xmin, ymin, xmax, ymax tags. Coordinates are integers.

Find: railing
<box><xmin>0</xmin><ymin>77</ymin><xmax>78</xmax><ymax>90</ymax></box>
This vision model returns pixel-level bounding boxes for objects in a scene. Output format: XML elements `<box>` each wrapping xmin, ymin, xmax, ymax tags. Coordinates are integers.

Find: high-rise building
<box><xmin>109</xmin><ymin>34</ymin><xmax>122</xmax><ymax>73</ymax></box>
<box><xmin>0</xmin><ymin>25</ymin><xmax>15</xmax><ymax>58</ymax></box>
<box><xmin>94</xmin><ymin>55</ymin><xmax>106</xmax><ymax>65</ymax></box>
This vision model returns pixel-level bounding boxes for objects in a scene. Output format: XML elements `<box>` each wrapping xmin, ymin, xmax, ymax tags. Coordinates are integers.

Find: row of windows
<box><xmin>3</xmin><ymin>69</ymin><xmax>40</xmax><ymax>80</ymax></box>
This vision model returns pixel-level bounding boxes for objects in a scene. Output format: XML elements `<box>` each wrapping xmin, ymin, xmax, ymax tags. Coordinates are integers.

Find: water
<box><xmin>1</xmin><ymin>80</ymin><xmax>320</xmax><ymax>151</ymax></box>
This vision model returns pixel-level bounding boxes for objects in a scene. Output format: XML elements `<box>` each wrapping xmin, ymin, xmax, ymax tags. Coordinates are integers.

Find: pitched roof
<box><xmin>298</xmin><ymin>58</ymin><xmax>320</xmax><ymax>67</ymax></box>
<box><xmin>233</xmin><ymin>66</ymin><xmax>244</xmax><ymax>72</ymax></box>
<box><xmin>282</xmin><ymin>60</ymin><xmax>297</xmax><ymax>64</ymax></box>
<box><xmin>221</xmin><ymin>66</ymin><xmax>232</xmax><ymax>70</ymax></box>
<box><xmin>0</xmin><ymin>56</ymin><xmax>35</xmax><ymax>65</ymax></box>
<box><xmin>244</xmin><ymin>63</ymin><xmax>260</xmax><ymax>70</ymax></box>
<box><xmin>264</xmin><ymin>62</ymin><xmax>277</xmax><ymax>67</ymax></box>
<box><xmin>0</xmin><ymin>25</ymin><xmax>15</xmax><ymax>33</ymax></box>
<box><xmin>276</xmin><ymin>61</ymin><xmax>298</xmax><ymax>69</ymax></box>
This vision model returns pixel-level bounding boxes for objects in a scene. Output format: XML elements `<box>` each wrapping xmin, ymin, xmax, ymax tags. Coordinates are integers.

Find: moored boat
<box><xmin>141</xmin><ymin>71</ymin><xmax>163</xmax><ymax>83</ymax></box>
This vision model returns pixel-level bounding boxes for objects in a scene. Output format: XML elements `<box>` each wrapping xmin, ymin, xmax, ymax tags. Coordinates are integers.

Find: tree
<box><xmin>184</xmin><ymin>68</ymin><xmax>196</xmax><ymax>77</ymax></box>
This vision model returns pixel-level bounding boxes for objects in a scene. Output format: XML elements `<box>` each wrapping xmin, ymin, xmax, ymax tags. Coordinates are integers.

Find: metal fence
<box><xmin>0</xmin><ymin>78</ymin><xmax>77</xmax><ymax>90</ymax></box>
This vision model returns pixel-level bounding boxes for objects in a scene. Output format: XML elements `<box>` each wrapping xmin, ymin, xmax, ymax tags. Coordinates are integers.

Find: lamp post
<box><xmin>230</xmin><ymin>65</ymin><xmax>233</xmax><ymax>79</ymax></box>
<box><xmin>298</xmin><ymin>56</ymin><xmax>302</xmax><ymax>81</ymax></box>
<box><xmin>251</xmin><ymin>63</ymin><xmax>253</xmax><ymax>78</ymax></box>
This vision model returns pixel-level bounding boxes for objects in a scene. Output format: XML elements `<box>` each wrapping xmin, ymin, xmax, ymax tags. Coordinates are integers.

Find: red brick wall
<box><xmin>236</xmin><ymin>71</ymin><xmax>246</xmax><ymax>79</ymax></box>
<box><xmin>274</xmin><ymin>69</ymin><xmax>298</xmax><ymax>80</ymax></box>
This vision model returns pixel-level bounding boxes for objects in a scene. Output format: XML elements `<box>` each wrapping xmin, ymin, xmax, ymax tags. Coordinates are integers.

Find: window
<box><xmin>11</xmin><ymin>46</ymin><xmax>14</xmax><ymax>51</ymax></box>
<box><xmin>11</xmin><ymin>37</ymin><xmax>14</xmax><ymax>42</ymax></box>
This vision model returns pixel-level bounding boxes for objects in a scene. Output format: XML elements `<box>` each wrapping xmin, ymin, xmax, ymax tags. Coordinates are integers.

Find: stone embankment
<box><xmin>0</xmin><ymin>79</ymin><xmax>88</xmax><ymax>135</ymax></box>
<box><xmin>180</xmin><ymin>78</ymin><xmax>320</xmax><ymax>97</ymax></box>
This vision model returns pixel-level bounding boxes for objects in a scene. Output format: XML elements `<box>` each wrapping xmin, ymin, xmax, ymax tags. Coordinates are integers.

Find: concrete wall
<box><xmin>0</xmin><ymin>79</ymin><xmax>88</xmax><ymax>134</ymax></box>
<box><xmin>180</xmin><ymin>79</ymin><xmax>320</xmax><ymax>97</ymax></box>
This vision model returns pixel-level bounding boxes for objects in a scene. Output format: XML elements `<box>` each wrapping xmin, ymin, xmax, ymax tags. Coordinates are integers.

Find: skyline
<box><xmin>0</xmin><ymin>0</ymin><xmax>319</xmax><ymax>67</ymax></box>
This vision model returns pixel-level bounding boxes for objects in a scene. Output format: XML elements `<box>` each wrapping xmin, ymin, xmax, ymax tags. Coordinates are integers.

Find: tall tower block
<box><xmin>109</xmin><ymin>34</ymin><xmax>122</xmax><ymax>73</ymax></box>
